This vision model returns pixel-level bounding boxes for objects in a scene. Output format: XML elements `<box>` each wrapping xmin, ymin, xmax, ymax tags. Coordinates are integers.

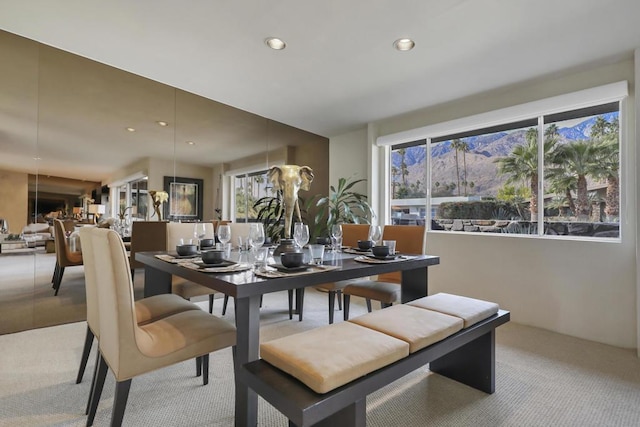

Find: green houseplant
<box><xmin>310</xmin><ymin>176</ymin><xmax>375</xmax><ymax>239</ymax></box>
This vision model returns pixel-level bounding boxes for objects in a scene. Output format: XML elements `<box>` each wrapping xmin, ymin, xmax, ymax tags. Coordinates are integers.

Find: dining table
<box><xmin>136</xmin><ymin>249</ymin><xmax>440</xmax><ymax>427</ymax></box>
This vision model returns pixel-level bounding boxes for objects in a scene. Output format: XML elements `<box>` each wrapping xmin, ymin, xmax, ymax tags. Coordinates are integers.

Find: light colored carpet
<box><xmin>1</xmin><ymin>289</ymin><xmax>640</xmax><ymax>427</ymax></box>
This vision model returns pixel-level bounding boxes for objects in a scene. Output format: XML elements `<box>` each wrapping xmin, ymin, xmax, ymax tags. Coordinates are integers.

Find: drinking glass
<box><xmin>293</xmin><ymin>222</ymin><xmax>309</xmax><ymax>249</ymax></box>
<box><xmin>308</xmin><ymin>244</ymin><xmax>325</xmax><ymax>265</ymax></box>
<box><xmin>330</xmin><ymin>224</ymin><xmax>343</xmax><ymax>251</ymax></box>
<box><xmin>217</xmin><ymin>224</ymin><xmax>231</xmax><ymax>251</ymax></box>
<box><xmin>249</xmin><ymin>223</ymin><xmax>265</xmax><ymax>251</ymax></box>
<box><xmin>368</xmin><ymin>225</ymin><xmax>382</xmax><ymax>245</ymax></box>
<box><xmin>193</xmin><ymin>223</ymin><xmax>207</xmax><ymax>251</ymax></box>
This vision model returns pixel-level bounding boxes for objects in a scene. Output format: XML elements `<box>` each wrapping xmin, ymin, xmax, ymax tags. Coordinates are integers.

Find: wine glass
<box><xmin>217</xmin><ymin>224</ymin><xmax>231</xmax><ymax>251</ymax></box>
<box><xmin>248</xmin><ymin>223</ymin><xmax>265</xmax><ymax>251</ymax></box>
<box><xmin>330</xmin><ymin>224</ymin><xmax>343</xmax><ymax>252</ymax></box>
<box><xmin>293</xmin><ymin>222</ymin><xmax>309</xmax><ymax>250</ymax></box>
<box><xmin>193</xmin><ymin>223</ymin><xmax>207</xmax><ymax>251</ymax></box>
<box><xmin>368</xmin><ymin>225</ymin><xmax>382</xmax><ymax>246</ymax></box>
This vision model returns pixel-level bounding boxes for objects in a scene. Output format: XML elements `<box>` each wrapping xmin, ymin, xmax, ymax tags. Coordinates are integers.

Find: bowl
<box><xmin>280</xmin><ymin>251</ymin><xmax>304</xmax><ymax>268</ymax></box>
<box><xmin>357</xmin><ymin>240</ymin><xmax>373</xmax><ymax>250</ymax></box>
<box><xmin>371</xmin><ymin>245</ymin><xmax>390</xmax><ymax>258</ymax></box>
<box><xmin>201</xmin><ymin>249</ymin><xmax>225</xmax><ymax>264</ymax></box>
<box><xmin>316</xmin><ymin>236</ymin><xmax>331</xmax><ymax>245</ymax></box>
<box><xmin>176</xmin><ymin>244</ymin><xmax>197</xmax><ymax>257</ymax></box>
<box><xmin>200</xmin><ymin>238</ymin><xmax>214</xmax><ymax>248</ymax></box>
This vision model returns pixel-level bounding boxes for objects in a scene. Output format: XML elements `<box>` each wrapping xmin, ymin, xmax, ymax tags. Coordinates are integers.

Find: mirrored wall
<box><xmin>0</xmin><ymin>29</ymin><xmax>329</xmax><ymax>334</ymax></box>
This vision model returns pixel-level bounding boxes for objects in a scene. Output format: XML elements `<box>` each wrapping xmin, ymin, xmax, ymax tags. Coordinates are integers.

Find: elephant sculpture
<box><xmin>268</xmin><ymin>165</ymin><xmax>314</xmax><ymax>239</ymax></box>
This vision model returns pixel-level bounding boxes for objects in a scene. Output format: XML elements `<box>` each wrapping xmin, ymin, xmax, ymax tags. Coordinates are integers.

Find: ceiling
<box><xmin>1</xmin><ymin>0</ymin><xmax>640</xmax><ymax>186</ymax></box>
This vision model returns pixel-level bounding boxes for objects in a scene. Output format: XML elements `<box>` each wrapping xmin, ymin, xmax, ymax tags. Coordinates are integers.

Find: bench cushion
<box><xmin>408</xmin><ymin>293</ymin><xmax>499</xmax><ymax>328</ymax></box>
<box><xmin>260</xmin><ymin>322</ymin><xmax>409</xmax><ymax>394</ymax></box>
<box><xmin>349</xmin><ymin>304</ymin><xmax>463</xmax><ymax>353</ymax></box>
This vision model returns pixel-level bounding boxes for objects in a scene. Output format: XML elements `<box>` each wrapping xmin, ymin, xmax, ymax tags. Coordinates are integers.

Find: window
<box><xmin>233</xmin><ymin>170</ymin><xmax>271</xmax><ymax>222</ymax></box>
<box><xmin>385</xmin><ymin>89</ymin><xmax>623</xmax><ymax>240</ymax></box>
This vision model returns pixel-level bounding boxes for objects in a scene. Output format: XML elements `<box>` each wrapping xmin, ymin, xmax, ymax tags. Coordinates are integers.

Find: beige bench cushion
<box><xmin>349</xmin><ymin>304</ymin><xmax>463</xmax><ymax>353</ymax></box>
<box><xmin>408</xmin><ymin>293</ymin><xmax>499</xmax><ymax>328</ymax></box>
<box><xmin>260</xmin><ymin>322</ymin><xmax>409</xmax><ymax>394</ymax></box>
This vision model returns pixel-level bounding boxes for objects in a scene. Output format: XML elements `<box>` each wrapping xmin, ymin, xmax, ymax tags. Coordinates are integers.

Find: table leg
<box><xmin>234</xmin><ymin>295</ymin><xmax>262</xmax><ymax>427</ymax></box>
<box><xmin>401</xmin><ymin>266</ymin><xmax>428</xmax><ymax>303</ymax></box>
<box><xmin>143</xmin><ymin>267</ymin><xmax>172</xmax><ymax>297</ymax></box>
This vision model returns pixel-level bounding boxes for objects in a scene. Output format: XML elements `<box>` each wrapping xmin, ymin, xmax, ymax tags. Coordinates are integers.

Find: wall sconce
<box><xmin>88</xmin><ymin>204</ymin><xmax>106</xmax><ymax>223</ymax></box>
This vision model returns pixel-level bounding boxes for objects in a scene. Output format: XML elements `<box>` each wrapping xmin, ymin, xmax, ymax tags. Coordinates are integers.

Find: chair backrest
<box><xmin>377</xmin><ymin>225</ymin><xmax>426</xmax><ymax>283</ymax></box>
<box><xmin>341</xmin><ymin>224</ymin><xmax>371</xmax><ymax>248</ymax></box>
<box><xmin>166</xmin><ymin>222</ymin><xmax>214</xmax><ymax>249</ymax></box>
<box><xmin>53</xmin><ymin>219</ymin><xmax>83</xmax><ymax>267</ymax></box>
<box><xmin>79</xmin><ymin>227</ymin><xmax>100</xmax><ymax>337</ymax></box>
<box><xmin>129</xmin><ymin>221</ymin><xmax>168</xmax><ymax>270</ymax></box>
<box><xmin>82</xmin><ymin>227</ymin><xmax>139</xmax><ymax>378</ymax></box>
<box><xmin>228</xmin><ymin>222</ymin><xmax>252</xmax><ymax>248</ymax></box>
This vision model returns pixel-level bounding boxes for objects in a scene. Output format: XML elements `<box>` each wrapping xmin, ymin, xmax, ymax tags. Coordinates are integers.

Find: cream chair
<box><xmin>313</xmin><ymin>224</ymin><xmax>372</xmax><ymax>323</ymax></box>
<box><xmin>52</xmin><ymin>219</ymin><xmax>83</xmax><ymax>295</ymax></box>
<box><xmin>343</xmin><ymin>225</ymin><xmax>426</xmax><ymax>320</ymax></box>
<box><xmin>166</xmin><ymin>222</ymin><xmax>220</xmax><ymax>313</ymax></box>
<box><xmin>82</xmin><ymin>228</ymin><xmax>236</xmax><ymax>427</ymax></box>
<box><xmin>77</xmin><ymin>227</ymin><xmax>201</xmax><ymax>414</ymax></box>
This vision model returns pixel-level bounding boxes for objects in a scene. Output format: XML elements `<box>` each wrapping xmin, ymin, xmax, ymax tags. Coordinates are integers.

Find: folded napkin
<box><xmin>353</xmin><ymin>255</ymin><xmax>417</xmax><ymax>264</ymax></box>
<box><xmin>180</xmin><ymin>262</ymin><xmax>253</xmax><ymax>273</ymax></box>
<box><xmin>343</xmin><ymin>247</ymin><xmax>372</xmax><ymax>255</ymax></box>
<box><xmin>155</xmin><ymin>254</ymin><xmax>194</xmax><ymax>263</ymax></box>
<box><xmin>254</xmin><ymin>264</ymin><xmax>339</xmax><ymax>278</ymax></box>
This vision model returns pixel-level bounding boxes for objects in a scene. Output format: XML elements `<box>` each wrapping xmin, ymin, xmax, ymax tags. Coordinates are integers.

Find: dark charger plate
<box><xmin>367</xmin><ymin>254</ymin><xmax>401</xmax><ymax>261</ymax></box>
<box><xmin>270</xmin><ymin>263</ymin><xmax>310</xmax><ymax>273</ymax></box>
<box><xmin>195</xmin><ymin>260</ymin><xmax>236</xmax><ymax>268</ymax></box>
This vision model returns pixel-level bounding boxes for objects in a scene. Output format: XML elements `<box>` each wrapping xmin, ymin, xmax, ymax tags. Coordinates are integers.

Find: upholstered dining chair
<box><xmin>313</xmin><ymin>224</ymin><xmax>371</xmax><ymax>323</ymax></box>
<box><xmin>342</xmin><ymin>225</ymin><xmax>426</xmax><ymax>320</ymax></box>
<box><xmin>82</xmin><ymin>228</ymin><xmax>237</xmax><ymax>427</ymax></box>
<box><xmin>76</xmin><ymin>227</ymin><xmax>201</xmax><ymax>413</ymax></box>
<box><xmin>52</xmin><ymin>219</ymin><xmax>83</xmax><ymax>296</ymax></box>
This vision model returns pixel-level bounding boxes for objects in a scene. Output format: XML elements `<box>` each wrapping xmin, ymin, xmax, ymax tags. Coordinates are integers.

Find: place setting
<box><xmin>353</xmin><ymin>241</ymin><xmax>416</xmax><ymax>264</ymax></box>
<box><xmin>255</xmin><ymin>246</ymin><xmax>339</xmax><ymax>278</ymax></box>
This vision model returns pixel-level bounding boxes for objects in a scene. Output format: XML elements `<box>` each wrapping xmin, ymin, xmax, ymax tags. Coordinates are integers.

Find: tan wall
<box><xmin>330</xmin><ymin>58</ymin><xmax>638</xmax><ymax>349</ymax></box>
<box><xmin>0</xmin><ymin>169</ymin><xmax>28</xmax><ymax>232</ymax></box>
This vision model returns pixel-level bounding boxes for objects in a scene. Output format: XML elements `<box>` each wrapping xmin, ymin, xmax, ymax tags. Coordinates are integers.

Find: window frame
<box><xmin>379</xmin><ymin>82</ymin><xmax>627</xmax><ymax>242</ymax></box>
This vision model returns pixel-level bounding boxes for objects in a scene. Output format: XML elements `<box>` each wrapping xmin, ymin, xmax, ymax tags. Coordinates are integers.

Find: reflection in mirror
<box><xmin>0</xmin><ymin>29</ymin><xmax>329</xmax><ymax>335</ymax></box>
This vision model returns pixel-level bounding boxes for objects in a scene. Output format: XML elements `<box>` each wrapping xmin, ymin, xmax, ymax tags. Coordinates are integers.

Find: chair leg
<box><xmin>208</xmin><ymin>294</ymin><xmax>214</xmax><ymax>314</ymax></box>
<box><xmin>328</xmin><ymin>291</ymin><xmax>335</xmax><ymax>324</ymax></box>
<box><xmin>51</xmin><ymin>262</ymin><xmax>59</xmax><ymax>286</ymax></box>
<box><xmin>222</xmin><ymin>295</ymin><xmax>230</xmax><ymax>315</ymax></box>
<box><xmin>87</xmin><ymin>352</ymin><xmax>108</xmax><ymax>426</ymax></box>
<box><xmin>111</xmin><ymin>379</ymin><xmax>132</xmax><ymax>427</ymax></box>
<box><xmin>76</xmin><ymin>325</ymin><xmax>94</xmax><ymax>384</ymax></box>
<box><xmin>54</xmin><ymin>266</ymin><xmax>65</xmax><ymax>296</ymax></box>
<box><xmin>202</xmin><ymin>354</ymin><xmax>209</xmax><ymax>386</ymax></box>
<box><xmin>337</xmin><ymin>290</ymin><xmax>343</xmax><ymax>311</ymax></box>
<box><xmin>343</xmin><ymin>295</ymin><xmax>351</xmax><ymax>321</ymax></box>
<box><xmin>296</xmin><ymin>288</ymin><xmax>305</xmax><ymax>322</ymax></box>
<box><xmin>365</xmin><ymin>298</ymin><xmax>372</xmax><ymax>312</ymax></box>
<box><xmin>196</xmin><ymin>356</ymin><xmax>202</xmax><ymax>377</ymax></box>
<box><xmin>288</xmin><ymin>289</ymin><xmax>294</xmax><ymax>320</ymax></box>
<box><xmin>85</xmin><ymin>350</ymin><xmax>101</xmax><ymax>415</ymax></box>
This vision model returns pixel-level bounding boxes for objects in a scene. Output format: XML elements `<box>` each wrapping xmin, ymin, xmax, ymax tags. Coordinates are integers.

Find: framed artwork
<box><xmin>163</xmin><ymin>176</ymin><xmax>203</xmax><ymax>221</ymax></box>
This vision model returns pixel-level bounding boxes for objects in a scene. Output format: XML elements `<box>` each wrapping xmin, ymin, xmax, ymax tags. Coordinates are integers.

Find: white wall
<box><xmin>329</xmin><ymin>127</ymin><xmax>368</xmax><ymax>191</ymax></box>
<box><xmin>330</xmin><ymin>59</ymin><xmax>638</xmax><ymax>349</ymax></box>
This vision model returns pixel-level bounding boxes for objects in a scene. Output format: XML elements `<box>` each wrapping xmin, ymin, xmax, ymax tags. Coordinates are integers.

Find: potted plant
<box><xmin>308</xmin><ymin>176</ymin><xmax>375</xmax><ymax>240</ymax></box>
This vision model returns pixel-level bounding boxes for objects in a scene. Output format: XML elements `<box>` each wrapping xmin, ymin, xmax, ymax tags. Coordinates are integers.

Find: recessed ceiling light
<box><xmin>393</xmin><ymin>38</ymin><xmax>415</xmax><ymax>51</ymax></box>
<box><xmin>126</xmin><ymin>127</ymin><xmax>136</xmax><ymax>132</ymax></box>
<box><xmin>265</xmin><ymin>37</ymin><xmax>286</xmax><ymax>50</ymax></box>
<box><xmin>186</xmin><ymin>141</ymin><xmax>196</xmax><ymax>146</ymax></box>
<box><xmin>156</xmin><ymin>121</ymin><xmax>168</xmax><ymax>127</ymax></box>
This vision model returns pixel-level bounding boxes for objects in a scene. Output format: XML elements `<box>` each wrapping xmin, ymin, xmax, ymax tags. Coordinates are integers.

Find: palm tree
<box><xmin>550</xmin><ymin>141</ymin><xmax>600</xmax><ymax>219</ymax></box>
<box><xmin>495</xmin><ymin>127</ymin><xmax>557</xmax><ymax>220</ymax></box>
<box><xmin>391</xmin><ymin>166</ymin><xmax>399</xmax><ymax>198</ymax></box>
<box><xmin>397</xmin><ymin>148</ymin><xmax>408</xmax><ymax>187</ymax></box>
<box><xmin>459</xmin><ymin>141</ymin><xmax>470</xmax><ymax>195</ymax></box>
<box><xmin>450</xmin><ymin>139</ymin><xmax>462</xmax><ymax>196</ymax></box>
<box><xmin>590</xmin><ymin>119</ymin><xmax>619</xmax><ymax>219</ymax></box>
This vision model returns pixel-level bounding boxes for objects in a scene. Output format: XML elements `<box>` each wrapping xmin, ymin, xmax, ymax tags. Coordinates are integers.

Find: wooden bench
<box><xmin>237</xmin><ymin>293</ymin><xmax>510</xmax><ymax>427</ymax></box>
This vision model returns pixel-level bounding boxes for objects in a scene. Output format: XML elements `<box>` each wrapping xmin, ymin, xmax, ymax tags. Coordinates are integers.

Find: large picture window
<box><xmin>388</xmin><ymin>99</ymin><xmax>621</xmax><ymax>240</ymax></box>
<box><xmin>233</xmin><ymin>170</ymin><xmax>271</xmax><ymax>222</ymax></box>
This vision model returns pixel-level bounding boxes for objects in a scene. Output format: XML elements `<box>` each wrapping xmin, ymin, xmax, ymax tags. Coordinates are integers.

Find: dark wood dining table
<box><xmin>136</xmin><ymin>250</ymin><xmax>440</xmax><ymax>427</ymax></box>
